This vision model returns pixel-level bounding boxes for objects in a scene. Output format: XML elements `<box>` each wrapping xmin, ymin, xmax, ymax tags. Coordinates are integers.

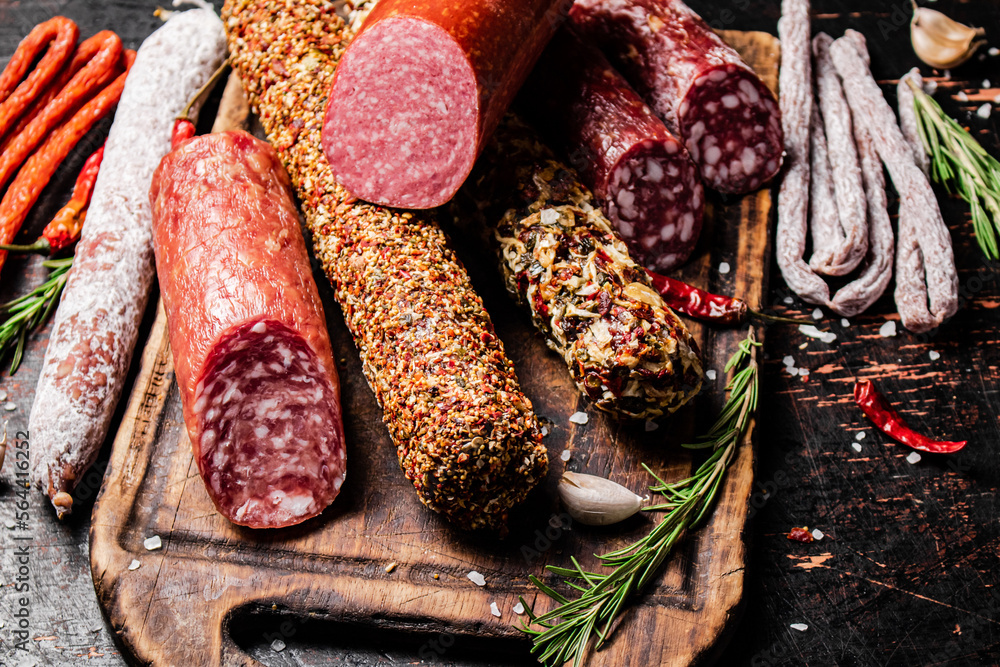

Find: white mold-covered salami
<box><xmin>808</xmin><ymin>103</ymin><xmax>840</xmax><ymax>268</ymax></box>
<box><xmin>831</xmin><ymin>31</ymin><xmax>958</xmax><ymax>332</ymax></box>
<box><xmin>898</xmin><ymin>68</ymin><xmax>930</xmax><ymax>177</ymax></box>
<box><xmin>28</xmin><ymin>8</ymin><xmax>228</xmax><ymax>517</ymax></box>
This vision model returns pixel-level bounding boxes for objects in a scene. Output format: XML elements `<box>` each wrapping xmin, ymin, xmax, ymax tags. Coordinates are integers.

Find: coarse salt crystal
<box><xmin>924</xmin><ymin>80</ymin><xmax>938</xmax><ymax>95</ymax></box>
<box><xmin>811</xmin><ymin>528</ymin><xmax>824</xmax><ymax>540</ymax></box>
<box><xmin>467</xmin><ymin>571</ymin><xmax>486</xmax><ymax>587</ymax></box>
<box><xmin>569</xmin><ymin>411</ymin><xmax>589</xmax><ymax>425</ymax></box>
<box><xmin>787</xmin><ymin>367</ymin><xmax>800</xmax><ymax>377</ymax></box>
<box><xmin>706</xmin><ymin>370</ymin><xmax>717</xmax><ymax>381</ymax></box>
<box><xmin>907</xmin><ymin>452</ymin><xmax>922</xmax><ymax>465</ymax></box>
<box><xmin>798</xmin><ymin>324</ymin><xmax>836</xmax><ymax>344</ymax></box>
<box><xmin>718</xmin><ymin>262</ymin><xmax>731</xmax><ymax>274</ymax></box>
<box><xmin>841</xmin><ymin>319</ymin><xmax>850</xmax><ymax>328</ymax></box>
<box><xmin>143</xmin><ymin>535</ymin><xmax>162</xmax><ymax>551</ymax></box>
<box><xmin>271</xmin><ymin>639</ymin><xmax>286</xmax><ymax>652</ymax></box>
<box><xmin>929</xmin><ymin>350</ymin><xmax>941</xmax><ymax>361</ymax></box>
<box><xmin>856</xmin><ymin>431</ymin><xmax>866</xmax><ymax>441</ymax></box>
<box><xmin>560</xmin><ymin>449</ymin><xmax>571</xmax><ymax>462</ymax></box>
<box><xmin>799</xmin><ymin>368</ymin><xmax>809</xmax><ymax>377</ymax></box>
<box><xmin>991</xmin><ymin>47</ymin><xmax>1000</xmax><ymax>56</ymax></box>
<box><xmin>513</xmin><ymin>602</ymin><xmax>525</xmax><ymax>615</ymax></box>
<box><xmin>3</xmin><ymin>402</ymin><xmax>15</xmax><ymax>411</ymax></box>
<box><xmin>978</xmin><ymin>103</ymin><xmax>992</xmax><ymax>119</ymax></box>
<box><xmin>851</xmin><ymin>442</ymin><xmax>863</xmax><ymax>453</ymax></box>
<box><xmin>644</xmin><ymin>420</ymin><xmax>659</xmax><ymax>432</ymax></box>
<box><xmin>490</xmin><ymin>602</ymin><xmax>501</xmax><ymax>618</ymax></box>
<box><xmin>994</xmin><ymin>94</ymin><xmax>1000</xmax><ymax>104</ymax></box>
<box><xmin>128</xmin><ymin>560</ymin><xmax>141</xmax><ymax>571</ymax></box>
<box><xmin>540</xmin><ymin>426</ymin><xmax>549</xmax><ymax>437</ymax></box>
<box><xmin>812</xmin><ymin>308</ymin><xmax>823</xmax><ymax>320</ymax></box>
<box><xmin>783</xmin><ymin>296</ymin><xmax>794</xmax><ymax>305</ymax></box>
<box><xmin>944</xmin><ymin>69</ymin><xmax>952</xmax><ymax>80</ymax></box>
<box><xmin>782</xmin><ymin>355</ymin><xmax>795</xmax><ymax>367</ymax></box>
<box><xmin>790</xmin><ymin>623</ymin><xmax>809</xmax><ymax>632</ymax></box>
<box><xmin>0</xmin><ymin>389</ymin><xmax>6</xmax><ymax>401</ymax></box>
<box><xmin>879</xmin><ymin>321</ymin><xmax>897</xmax><ymax>337</ymax></box>
<box><xmin>984</xmin><ymin>79</ymin><xmax>992</xmax><ymax>88</ymax></box>
<box><xmin>956</xmin><ymin>90</ymin><xmax>969</xmax><ymax>101</ymax></box>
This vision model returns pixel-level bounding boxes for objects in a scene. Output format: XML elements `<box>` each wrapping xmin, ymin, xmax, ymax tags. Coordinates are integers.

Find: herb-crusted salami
<box><xmin>518</xmin><ymin>27</ymin><xmax>704</xmax><ymax>273</ymax></box>
<box><xmin>465</xmin><ymin>115</ymin><xmax>704</xmax><ymax>420</ymax></box>
<box><xmin>29</xmin><ymin>9</ymin><xmax>228</xmax><ymax>517</ymax></box>
<box><xmin>570</xmin><ymin>0</ymin><xmax>783</xmax><ymax>195</ymax></box>
<box><xmin>320</xmin><ymin>0</ymin><xmax>572</xmax><ymax>209</ymax></box>
<box><xmin>224</xmin><ymin>0</ymin><xmax>547</xmax><ymax>531</ymax></box>
<box><xmin>150</xmin><ymin>131</ymin><xmax>346</xmax><ymax>528</ymax></box>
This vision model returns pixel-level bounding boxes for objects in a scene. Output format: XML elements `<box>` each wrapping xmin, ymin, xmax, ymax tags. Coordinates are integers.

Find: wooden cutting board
<box><xmin>90</xmin><ymin>30</ymin><xmax>777</xmax><ymax>667</ymax></box>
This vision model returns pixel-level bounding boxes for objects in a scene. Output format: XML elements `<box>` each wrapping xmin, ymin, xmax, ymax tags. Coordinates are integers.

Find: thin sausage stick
<box><xmin>776</xmin><ymin>0</ymin><xmax>830</xmax><ymax>306</ymax></box>
<box><xmin>898</xmin><ymin>67</ymin><xmax>930</xmax><ymax>176</ymax></box>
<box><xmin>808</xmin><ymin>103</ymin><xmax>841</xmax><ymax>269</ymax></box>
<box><xmin>831</xmin><ymin>31</ymin><xmax>958</xmax><ymax>332</ymax></box>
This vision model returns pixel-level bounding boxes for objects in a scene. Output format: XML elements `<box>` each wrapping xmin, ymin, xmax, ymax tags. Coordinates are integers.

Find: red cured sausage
<box><xmin>150</xmin><ymin>130</ymin><xmax>346</xmax><ymax>528</ymax></box>
<box><xmin>322</xmin><ymin>0</ymin><xmax>573</xmax><ymax>209</ymax></box>
<box><xmin>570</xmin><ymin>0</ymin><xmax>784</xmax><ymax>195</ymax></box>
<box><xmin>519</xmin><ymin>27</ymin><xmax>704</xmax><ymax>272</ymax></box>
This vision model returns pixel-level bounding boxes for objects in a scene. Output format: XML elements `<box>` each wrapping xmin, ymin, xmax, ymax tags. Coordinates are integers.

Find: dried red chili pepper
<box><xmin>171</xmin><ymin>59</ymin><xmax>230</xmax><ymax>150</ymax></box>
<box><xmin>1</xmin><ymin>143</ymin><xmax>104</xmax><ymax>255</ymax></box>
<box><xmin>646</xmin><ymin>270</ymin><xmax>807</xmax><ymax>326</ymax></box>
<box><xmin>0</xmin><ymin>31</ymin><xmax>122</xmax><ymax>191</ymax></box>
<box><xmin>854</xmin><ymin>379</ymin><xmax>967</xmax><ymax>454</ymax></box>
<box><xmin>0</xmin><ymin>17</ymin><xmax>79</xmax><ymax>140</ymax></box>
<box><xmin>0</xmin><ymin>51</ymin><xmax>135</xmax><ymax>273</ymax></box>
<box><xmin>787</xmin><ymin>526</ymin><xmax>814</xmax><ymax>542</ymax></box>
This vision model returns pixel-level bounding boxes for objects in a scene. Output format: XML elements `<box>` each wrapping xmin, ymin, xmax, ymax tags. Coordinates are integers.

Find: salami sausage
<box><xmin>898</xmin><ymin>68</ymin><xmax>930</xmax><ymax>177</ymax></box>
<box><xmin>775</xmin><ymin>0</ymin><xmax>830</xmax><ymax>306</ymax></box>
<box><xmin>29</xmin><ymin>9</ymin><xmax>228</xmax><ymax>517</ymax></box>
<box><xmin>225</xmin><ymin>0</ymin><xmax>547</xmax><ymax>532</ymax></box>
<box><xmin>464</xmin><ymin>114</ymin><xmax>704</xmax><ymax>419</ymax></box>
<box><xmin>320</xmin><ymin>0</ymin><xmax>573</xmax><ymax>209</ymax></box>
<box><xmin>150</xmin><ymin>131</ymin><xmax>345</xmax><ymax>528</ymax></box>
<box><xmin>518</xmin><ymin>27</ymin><xmax>704</xmax><ymax>273</ymax></box>
<box><xmin>570</xmin><ymin>0</ymin><xmax>783</xmax><ymax>195</ymax></box>
<box><xmin>831</xmin><ymin>31</ymin><xmax>958</xmax><ymax>332</ymax></box>
<box><xmin>808</xmin><ymin>104</ymin><xmax>840</xmax><ymax>268</ymax></box>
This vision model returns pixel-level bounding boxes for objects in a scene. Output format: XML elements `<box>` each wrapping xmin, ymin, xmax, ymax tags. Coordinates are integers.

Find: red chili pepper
<box><xmin>0</xmin><ymin>50</ymin><xmax>135</xmax><ymax>274</ymax></box>
<box><xmin>787</xmin><ymin>527</ymin><xmax>814</xmax><ymax>543</ymax></box>
<box><xmin>0</xmin><ymin>17</ymin><xmax>79</xmax><ymax>140</ymax></box>
<box><xmin>0</xmin><ymin>31</ymin><xmax>122</xmax><ymax>192</ymax></box>
<box><xmin>170</xmin><ymin>58</ymin><xmax>231</xmax><ymax>151</ymax></box>
<box><xmin>646</xmin><ymin>270</ymin><xmax>807</xmax><ymax>326</ymax></box>
<box><xmin>854</xmin><ymin>379</ymin><xmax>967</xmax><ymax>454</ymax></box>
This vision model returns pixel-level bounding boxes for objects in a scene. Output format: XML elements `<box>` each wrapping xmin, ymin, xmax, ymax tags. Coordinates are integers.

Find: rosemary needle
<box><xmin>907</xmin><ymin>78</ymin><xmax>1000</xmax><ymax>260</ymax></box>
<box><xmin>0</xmin><ymin>257</ymin><xmax>73</xmax><ymax>375</ymax></box>
<box><xmin>519</xmin><ymin>329</ymin><xmax>760</xmax><ymax>667</ymax></box>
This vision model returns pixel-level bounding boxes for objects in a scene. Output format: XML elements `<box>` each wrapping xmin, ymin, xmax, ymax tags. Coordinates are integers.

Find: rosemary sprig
<box><xmin>0</xmin><ymin>257</ymin><xmax>73</xmax><ymax>375</ymax></box>
<box><xmin>907</xmin><ymin>78</ymin><xmax>1000</xmax><ymax>260</ymax></box>
<box><xmin>519</xmin><ymin>329</ymin><xmax>760</xmax><ymax>667</ymax></box>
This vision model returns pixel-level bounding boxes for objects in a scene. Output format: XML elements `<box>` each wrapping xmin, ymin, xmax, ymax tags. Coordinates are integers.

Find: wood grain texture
<box><xmin>86</xmin><ymin>31</ymin><xmax>777</xmax><ymax>667</ymax></box>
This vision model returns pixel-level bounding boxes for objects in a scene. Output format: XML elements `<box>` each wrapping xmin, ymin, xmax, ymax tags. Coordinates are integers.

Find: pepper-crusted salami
<box><xmin>465</xmin><ymin>115</ymin><xmax>703</xmax><ymax>419</ymax></box>
<box><xmin>831</xmin><ymin>32</ymin><xmax>958</xmax><ymax>332</ymax></box>
<box><xmin>518</xmin><ymin>27</ymin><xmax>704</xmax><ymax>273</ymax></box>
<box><xmin>29</xmin><ymin>9</ymin><xmax>228</xmax><ymax>517</ymax></box>
<box><xmin>224</xmin><ymin>0</ymin><xmax>547</xmax><ymax>531</ymax></box>
<box><xmin>776</xmin><ymin>0</ymin><xmax>830</xmax><ymax>306</ymax></box>
<box><xmin>150</xmin><ymin>131</ymin><xmax>346</xmax><ymax>528</ymax></box>
<box><xmin>570</xmin><ymin>0</ymin><xmax>783</xmax><ymax>195</ymax></box>
<box><xmin>808</xmin><ymin>33</ymin><xmax>867</xmax><ymax>277</ymax></box>
<box><xmin>320</xmin><ymin>0</ymin><xmax>573</xmax><ymax>209</ymax></box>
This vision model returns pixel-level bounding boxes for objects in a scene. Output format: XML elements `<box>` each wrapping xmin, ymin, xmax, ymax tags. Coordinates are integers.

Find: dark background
<box><xmin>0</xmin><ymin>1</ymin><xmax>998</xmax><ymax>665</ymax></box>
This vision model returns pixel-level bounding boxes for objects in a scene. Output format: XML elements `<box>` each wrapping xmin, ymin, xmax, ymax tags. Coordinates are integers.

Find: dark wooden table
<box><xmin>1</xmin><ymin>1</ymin><xmax>998</xmax><ymax>665</ymax></box>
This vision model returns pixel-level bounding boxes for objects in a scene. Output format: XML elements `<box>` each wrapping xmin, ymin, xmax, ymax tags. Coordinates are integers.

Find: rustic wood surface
<box><xmin>0</xmin><ymin>1</ymin><xmax>997</xmax><ymax>666</ymax></box>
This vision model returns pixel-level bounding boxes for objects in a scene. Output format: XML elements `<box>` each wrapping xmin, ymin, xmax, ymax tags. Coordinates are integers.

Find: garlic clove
<box><xmin>911</xmin><ymin>4</ymin><xmax>987</xmax><ymax>70</ymax></box>
<box><xmin>558</xmin><ymin>471</ymin><xmax>644</xmax><ymax>526</ymax></box>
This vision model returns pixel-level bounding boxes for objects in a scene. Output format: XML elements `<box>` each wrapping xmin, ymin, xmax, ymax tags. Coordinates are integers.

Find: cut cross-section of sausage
<box><xmin>150</xmin><ymin>130</ymin><xmax>346</xmax><ymax>528</ymax></box>
<box><xmin>519</xmin><ymin>27</ymin><xmax>704</xmax><ymax>272</ymax></box>
<box><xmin>570</xmin><ymin>0</ymin><xmax>783</xmax><ymax>195</ymax></box>
<box><xmin>322</xmin><ymin>0</ymin><xmax>573</xmax><ymax>209</ymax></box>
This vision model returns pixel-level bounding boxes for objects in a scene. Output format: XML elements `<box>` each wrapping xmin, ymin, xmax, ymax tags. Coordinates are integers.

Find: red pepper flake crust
<box><xmin>467</xmin><ymin>116</ymin><xmax>703</xmax><ymax>419</ymax></box>
<box><xmin>223</xmin><ymin>0</ymin><xmax>547</xmax><ymax>531</ymax></box>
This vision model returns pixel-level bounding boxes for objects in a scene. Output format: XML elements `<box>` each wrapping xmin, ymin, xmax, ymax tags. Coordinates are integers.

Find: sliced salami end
<box><xmin>323</xmin><ymin>17</ymin><xmax>478</xmax><ymax>209</ymax></box>
<box><xmin>194</xmin><ymin>320</ymin><xmax>346</xmax><ymax>528</ymax></box>
<box><xmin>680</xmin><ymin>65</ymin><xmax>783</xmax><ymax>193</ymax></box>
<box><xmin>606</xmin><ymin>140</ymin><xmax>704</xmax><ymax>271</ymax></box>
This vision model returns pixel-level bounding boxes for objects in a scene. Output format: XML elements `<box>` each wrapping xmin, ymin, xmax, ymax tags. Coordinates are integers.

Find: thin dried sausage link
<box><xmin>809</xmin><ymin>33</ymin><xmax>867</xmax><ymax>276</ymax></box>
<box><xmin>225</xmin><ymin>0</ymin><xmax>548</xmax><ymax>532</ymax></box>
<box><xmin>0</xmin><ymin>31</ymin><xmax>122</xmax><ymax>192</ymax></box>
<box><xmin>0</xmin><ymin>51</ymin><xmax>134</xmax><ymax>274</ymax></box>
<box><xmin>0</xmin><ymin>17</ymin><xmax>78</xmax><ymax>140</ymax></box>
<box><xmin>898</xmin><ymin>67</ymin><xmax>930</xmax><ymax>177</ymax></box>
<box><xmin>831</xmin><ymin>31</ymin><xmax>958</xmax><ymax>332</ymax></box>
<box><xmin>464</xmin><ymin>114</ymin><xmax>704</xmax><ymax>420</ymax></box>
<box><xmin>808</xmin><ymin>103</ymin><xmax>841</xmax><ymax>269</ymax></box>
<box><xmin>776</xmin><ymin>0</ymin><xmax>830</xmax><ymax>306</ymax></box>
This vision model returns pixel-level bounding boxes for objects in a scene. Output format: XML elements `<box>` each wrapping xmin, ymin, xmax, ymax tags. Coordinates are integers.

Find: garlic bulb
<box><xmin>558</xmin><ymin>471</ymin><xmax>644</xmax><ymax>526</ymax></box>
<box><xmin>910</xmin><ymin>4</ymin><xmax>986</xmax><ymax>70</ymax></box>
